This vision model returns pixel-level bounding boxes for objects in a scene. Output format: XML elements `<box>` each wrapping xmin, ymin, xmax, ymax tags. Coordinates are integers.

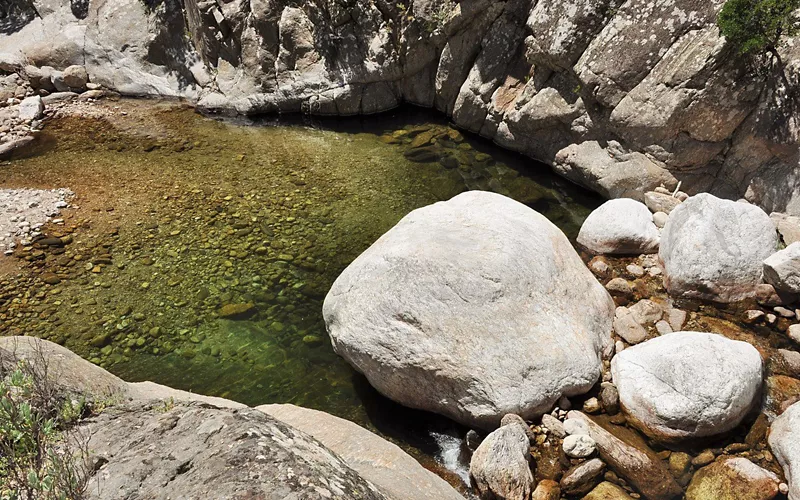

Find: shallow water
<box><xmin>0</xmin><ymin>99</ymin><xmax>603</xmax><ymax>478</ymax></box>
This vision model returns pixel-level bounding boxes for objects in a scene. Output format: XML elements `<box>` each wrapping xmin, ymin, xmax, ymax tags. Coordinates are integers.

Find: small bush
<box><xmin>718</xmin><ymin>0</ymin><xmax>800</xmax><ymax>55</ymax></box>
<box><xmin>0</xmin><ymin>352</ymin><xmax>91</xmax><ymax>500</ymax></box>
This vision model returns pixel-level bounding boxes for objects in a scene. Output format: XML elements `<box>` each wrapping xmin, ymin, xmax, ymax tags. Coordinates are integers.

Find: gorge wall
<box><xmin>1</xmin><ymin>0</ymin><xmax>799</xmax><ymax>215</ymax></box>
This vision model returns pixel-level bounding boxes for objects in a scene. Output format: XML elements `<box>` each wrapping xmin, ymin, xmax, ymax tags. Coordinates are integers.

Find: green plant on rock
<box><xmin>718</xmin><ymin>0</ymin><xmax>800</xmax><ymax>59</ymax></box>
<box><xmin>426</xmin><ymin>0</ymin><xmax>456</xmax><ymax>33</ymax></box>
<box><xmin>0</xmin><ymin>360</ymin><xmax>90</xmax><ymax>500</ymax></box>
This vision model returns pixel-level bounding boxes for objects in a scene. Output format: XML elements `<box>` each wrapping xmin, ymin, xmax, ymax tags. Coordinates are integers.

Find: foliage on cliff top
<box><xmin>718</xmin><ymin>0</ymin><xmax>800</xmax><ymax>55</ymax></box>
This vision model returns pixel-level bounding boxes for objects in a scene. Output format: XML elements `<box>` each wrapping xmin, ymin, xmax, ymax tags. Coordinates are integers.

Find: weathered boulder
<box><xmin>257</xmin><ymin>404</ymin><xmax>464</xmax><ymax>500</ymax></box>
<box><xmin>469</xmin><ymin>419</ymin><xmax>534</xmax><ymax>500</ymax></box>
<box><xmin>566</xmin><ymin>411</ymin><xmax>682</xmax><ymax>500</ymax></box>
<box><xmin>764</xmin><ymin>242</ymin><xmax>800</xmax><ymax>294</ymax></box>
<box><xmin>770</xmin><ymin>400</ymin><xmax>800</xmax><ymax>500</ymax></box>
<box><xmin>84</xmin><ymin>402</ymin><xmax>388</xmax><ymax>500</ymax></box>
<box><xmin>577</xmin><ymin>198</ymin><xmax>660</xmax><ymax>255</ymax></box>
<box><xmin>685</xmin><ymin>457</ymin><xmax>781</xmax><ymax>500</ymax></box>
<box><xmin>561</xmin><ymin>458</ymin><xmax>605</xmax><ymax>495</ymax></box>
<box><xmin>660</xmin><ymin>193</ymin><xmax>778</xmax><ymax>302</ymax></box>
<box><xmin>324</xmin><ymin>191</ymin><xmax>614</xmax><ymax>429</ymax></box>
<box><xmin>62</xmin><ymin>64</ymin><xmax>88</xmax><ymax>89</ymax></box>
<box><xmin>611</xmin><ymin>332</ymin><xmax>763</xmax><ymax>441</ymax></box>
<box><xmin>17</xmin><ymin>95</ymin><xmax>44</xmax><ymax>121</ymax></box>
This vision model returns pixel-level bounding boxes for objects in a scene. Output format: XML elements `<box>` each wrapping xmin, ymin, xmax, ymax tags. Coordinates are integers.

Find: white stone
<box><xmin>563</xmin><ymin>418</ymin><xmax>591</xmax><ymax>436</ymax></box>
<box><xmin>324</xmin><ymin>191</ymin><xmax>615</xmax><ymax>429</ymax></box>
<box><xmin>660</xmin><ymin>193</ymin><xmax>778</xmax><ymax>303</ymax></box>
<box><xmin>563</xmin><ymin>434</ymin><xmax>597</xmax><ymax>458</ymax></box>
<box><xmin>653</xmin><ymin>211</ymin><xmax>669</xmax><ymax>228</ymax></box>
<box><xmin>577</xmin><ymin>198</ymin><xmax>660</xmax><ymax>255</ymax></box>
<box><xmin>769</xmin><ymin>401</ymin><xmax>800</xmax><ymax>500</ymax></box>
<box><xmin>611</xmin><ymin>332</ymin><xmax>763</xmax><ymax>441</ymax></box>
<box><xmin>17</xmin><ymin>95</ymin><xmax>44</xmax><ymax>121</ymax></box>
<box><xmin>764</xmin><ymin>242</ymin><xmax>800</xmax><ymax>294</ymax></box>
<box><xmin>470</xmin><ymin>423</ymin><xmax>533</xmax><ymax>500</ymax></box>
<box><xmin>789</xmin><ymin>324</ymin><xmax>800</xmax><ymax>343</ymax></box>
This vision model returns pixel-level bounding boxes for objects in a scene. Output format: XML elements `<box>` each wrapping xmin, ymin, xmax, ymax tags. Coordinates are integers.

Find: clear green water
<box><xmin>0</xmin><ymin>99</ymin><xmax>602</xmax><ymax>476</ymax></box>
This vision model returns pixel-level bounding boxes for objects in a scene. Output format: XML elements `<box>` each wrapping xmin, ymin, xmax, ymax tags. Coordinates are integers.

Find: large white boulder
<box><xmin>660</xmin><ymin>193</ymin><xmax>778</xmax><ymax>302</ymax></box>
<box><xmin>764</xmin><ymin>242</ymin><xmax>800</xmax><ymax>293</ymax></box>
<box><xmin>324</xmin><ymin>191</ymin><xmax>615</xmax><ymax>429</ymax></box>
<box><xmin>611</xmin><ymin>332</ymin><xmax>763</xmax><ymax>441</ymax></box>
<box><xmin>577</xmin><ymin>198</ymin><xmax>660</xmax><ymax>255</ymax></box>
<box><xmin>770</xmin><ymin>401</ymin><xmax>800</xmax><ymax>500</ymax></box>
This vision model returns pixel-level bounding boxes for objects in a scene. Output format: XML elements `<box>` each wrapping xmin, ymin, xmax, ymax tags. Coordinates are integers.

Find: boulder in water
<box><xmin>324</xmin><ymin>191</ymin><xmax>615</xmax><ymax>428</ymax></box>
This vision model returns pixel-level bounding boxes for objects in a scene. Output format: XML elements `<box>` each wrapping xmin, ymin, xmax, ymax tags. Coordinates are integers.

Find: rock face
<box><xmin>611</xmin><ymin>332</ymin><xmax>763</xmax><ymax>441</ymax></box>
<box><xmin>764</xmin><ymin>242</ymin><xmax>800</xmax><ymax>293</ymax></box>
<box><xmin>1</xmin><ymin>0</ymin><xmax>799</xmax><ymax>214</ymax></box>
<box><xmin>84</xmin><ymin>402</ymin><xmax>388</xmax><ymax>500</ymax></box>
<box><xmin>660</xmin><ymin>194</ymin><xmax>778</xmax><ymax>302</ymax></box>
<box><xmin>324</xmin><ymin>191</ymin><xmax>615</xmax><ymax>428</ymax></box>
<box><xmin>770</xmin><ymin>401</ymin><xmax>800</xmax><ymax>500</ymax></box>
<box><xmin>685</xmin><ymin>457</ymin><xmax>781</xmax><ymax>500</ymax></box>
<box><xmin>257</xmin><ymin>404</ymin><xmax>463</xmax><ymax>500</ymax></box>
<box><xmin>577</xmin><ymin>199</ymin><xmax>660</xmax><ymax>255</ymax></box>
<box><xmin>469</xmin><ymin>420</ymin><xmax>534</xmax><ymax>500</ymax></box>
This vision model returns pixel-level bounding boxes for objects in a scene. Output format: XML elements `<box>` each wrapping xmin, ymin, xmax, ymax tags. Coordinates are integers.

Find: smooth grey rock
<box><xmin>324</xmin><ymin>191</ymin><xmax>614</xmax><ymax>429</ymax></box>
<box><xmin>17</xmin><ymin>95</ymin><xmax>44</xmax><ymax>120</ymax></box>
<box><xmin>644</xmin><ymin>191</ymin><xmax>681</xmax><ymax>214</ymax></box>
<box><xmin>563</xmin><ymin>434</ymin><xmax>597</xmax><ymax>458</ymax></box>
<box><xmin>653</xmin><ymin>211</ymin><xmax>669</xmax><ymax>228</ymax></box>
<box><xmin>257</xmin><ymin>404</ymin><xmax>463</xmax><ymax>500</ymax></box>
<box><xmin>560</xmin><ymin>458</ymin><xmax>605</xmax><ymax>495</ymax></box>
<box><xmin>84</xmin><ymin>403</ymin><xmax>388</xmax><ymax>500</ymax></box>
<box><xmin>62</xmin><ymin>65</ymin><xmax>89</xmax><ymax>89</ymax></box>
<box><xmin>577</xmin><ymin>198</ymin><xmax>660</xmax><ymax>255</ymax></box>
<box><xmin>541</xmin><ymin>413</ymin><xmax>566</xmax><ymax>438</ymax></box>
<box><xmin>611</xmin><ymin>332</ymin><xmax>763</xmax><ymax>441</ymax></box>
<box><xmin>769</xmin><ymin>401</ymin><xmax>800</xmax><ymax>500</ymax></box>
<box><xmin>469</xmin><ymin>422</ymin><xmax>534</xmax><ymax>500</ymax></box>
<box><xmin>613</xmin><ymin>307</ymin><xmax>648</xmax><ymax>345</ymax></box>
<box><xmin>764</xmin><ymin>242</ymin><xmax>800</xmax><ymax>293</ymax></box>
<box><xmin>660</xmin><ymin>193</ymin><xmax>778</xmax><ymax>302</ymax></box>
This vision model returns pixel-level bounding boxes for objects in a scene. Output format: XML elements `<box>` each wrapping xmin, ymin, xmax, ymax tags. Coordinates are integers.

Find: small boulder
<box><xmin>561</xmin><ymin>458</ymin><xmax>605</xmax><ymax>495</ymax></box>
<box><xmin>18</xmin><ymin>95</ymin><xmax>44</xmax><ymax>121</ymax></box>
<box><xmin>469</xmin><ymin>421</ymin><xmax>534</xmax><ymax>500</ymax></box>
<box><xmin>62</xmin><ymin>65</ymin><xmax>89</xmax><ymax>90</ymax></box>
<box><xmin>577</xmin><ymin>199</ymin><xmax>660</xmax><ymax>255</ymax></box>
<box><xmin>764</xmin><ymin>242</ymin><xmax>800</xmax><ymax>293</ymax></box>
<box><xmin>770</xmin><ymin>400</ymin><xmax>800</xmax><ymax>500</ymax></box>
<box><xmin>532</xmin><ymin>479</ymin><xmax>560</xmax><ymax>500</ymax></box>
<box><xmin>611</xmin><ymin>332</ymin><xmax>763</xmax><ymax>441</ymax></box>
<box><xmin>613</xmin><ymin>307</ymin><xmax>648</xmax><ymax>345</ymax></box>
<box><xmin>685</xmin><ymin>457</ymin><xmax>780</xmax><ymax>500</ymax></box>
<box><xmin>563</xmin><ymin>434</ymin><xmax>597</xmax><ymax>458</ymax></box>
<box><xmin>660</xmin><ymin>193</ymin><xmax>778</xmax><ymax>302</ymax></box>
<box><xmin>645</xmin><ymin>191</ymin><xmax>681</xmax><ymax>214</ymax></box>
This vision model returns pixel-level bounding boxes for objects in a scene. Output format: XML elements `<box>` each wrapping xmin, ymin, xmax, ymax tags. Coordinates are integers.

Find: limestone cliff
<box><xmin>1</xmin><ymin>0</ymin><xmax>798</xmax><ymax>214</ymax></box>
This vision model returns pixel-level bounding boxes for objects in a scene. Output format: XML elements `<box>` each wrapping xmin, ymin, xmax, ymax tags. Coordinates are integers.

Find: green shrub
<box><xmin>718</xmin><ymin>0</ymin><xmax>800</xmax><ymax>55</ymax></box>
<box><xmin>0</xmin><ymin>360</ymin><xmax>90</xmax><ymax>500</ymax></box>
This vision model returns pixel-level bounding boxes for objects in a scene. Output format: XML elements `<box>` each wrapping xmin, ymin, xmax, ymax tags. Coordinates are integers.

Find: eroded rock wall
<box><xmin>1</xmin><ymin>0</ymin><xmax>798</xmax><ymax>214</ymax></box>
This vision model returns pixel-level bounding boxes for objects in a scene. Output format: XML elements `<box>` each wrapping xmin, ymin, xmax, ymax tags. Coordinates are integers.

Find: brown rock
<box><xmin>685</xmin><ymin>457</ymin><xmax>780</xmax><ymax>500</ymax></box>
<box><xmin>531</xmin><ymin>479</ymin><xmax>560</xmax><ymax>500</ymax></box>
<box><xmin>566</xmin><ymin>411</ymin><xmax>681</xmax><ymax>500</ymax></box>
<box><xmin>218</xmin><ymin>302</ymin><xmax>255</xmax><ymax>318</ymax></box>
<box><xmin>581</xmin><ymin>481</ymin><xmax>632</xmax><ymax>499</ymax></box>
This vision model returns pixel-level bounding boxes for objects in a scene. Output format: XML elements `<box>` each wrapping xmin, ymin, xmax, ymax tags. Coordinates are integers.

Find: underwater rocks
<box><xmin>0</xmin><ymin>187</ymin><xmax>72</xmax><ymax>255</ymax></box>
<box><xmin>577</xmin><ymin>198</ymin><xmax>660</xmax><ymax>255</ymax></box>
<box><xmin>611</xmin><ymin>332</ymin><xmax>763</xmax><ymax>442</ymax></box>
<box><xmin>217</xmin><ymin>302</ymin><xmax>256</xmax><ymax>318</ymax></box>
<box><xmin>324</xmin><ymin>191</ymin><xmax>614</xmax><ymax>429</ymax></box>
<box><xmin>660</xmin><ymin>194</ymin><xmax>778</xmax><ymax>303</ymax></box>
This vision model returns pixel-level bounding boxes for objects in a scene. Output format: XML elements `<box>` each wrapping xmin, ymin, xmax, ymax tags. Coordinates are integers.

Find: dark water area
<box><xmin>0</xmin><ymin>99</ymin><xmax>603</xmax><ymax>482</ymax></box>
